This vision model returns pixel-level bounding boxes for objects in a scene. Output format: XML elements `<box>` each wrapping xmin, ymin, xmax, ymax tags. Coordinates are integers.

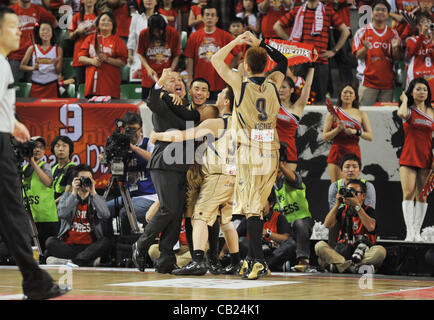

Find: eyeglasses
<box><xmin>34</xmin><ymin>145</ymin><xmax>45</xmax><ymax>150</ymax></box>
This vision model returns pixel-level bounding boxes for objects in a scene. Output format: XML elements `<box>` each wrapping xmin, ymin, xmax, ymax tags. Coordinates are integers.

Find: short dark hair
<box><xmin>191</xmin><ymin>77</ymin><xmax>210</xmax><ymax>91</ymax></box>
<box><xmin>201</xmin><ymin>4</ymin><xmax>219</xmax><ymax>17</ymax></box>
<box><xmin>121</xmin><ymin>111</ymin><xmax>143</xmax><ymax>127</ymax></box>
<box><xmin>372</xmin><ymin>0</ymin><xmax>391</xmax><ymax>12</ymax></box>
<box><xmin>74</xmin><ymin>164</ymin><xmax>93</xmax><ymax>177</ymax></box>
<box><xmin>346</xmin><ymin>179</ymin><xmax>367</xmax><ymax>194</ymax></box>
<box><xmin>0</xmin><ymin>6</ymin><xmax>15</xmax><ymax>27</ymax></box>
<box><xmin>96</xmin><ymin>11</ymin><xmax>117</xmax><ymax>35</ymax></box>
<box><xmin>225</xmin><ymin>85</ymin><xmax>235</xmax><ymax>112</ymax></box>
<box><xmin>229</xmin><ymin>17</ymin><xmax>246</xmax><ymax>27</ymax></box>
<box><xmin>339</xmin><ymin>153</ymin><xmax>362</xmax><ymax>169</ymax></box>
<box><xmin>245</xmin><ymin>46</ymin><xmax>268</xmax><ymax>74</ymax></box>
<box><xmin>50</xmin><ymin>135</ymin><xmax>74</xmax><ymax>158</ymax></box>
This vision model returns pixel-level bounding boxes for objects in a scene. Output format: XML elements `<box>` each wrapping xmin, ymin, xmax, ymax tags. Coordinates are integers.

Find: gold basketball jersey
<box><xmin>232</xmin><ymin>77</ymin><xmax>281</xmax><ymax>150</ymax></box>
<box><xmin>202</xmin><ymin>115</ymin><xmax>237</xmax><ymax>176</ymax></box>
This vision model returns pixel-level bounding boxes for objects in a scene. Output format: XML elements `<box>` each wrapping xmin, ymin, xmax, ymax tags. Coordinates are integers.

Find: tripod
<box><xmin>21</xmin><ymin>178</ymin><xmax>42</xmax><ymax>256</ymax></box>
<box><xmin>103</xmin><ymin>174</ymin><xmax>141</xmax><ymax>235</ymax></box>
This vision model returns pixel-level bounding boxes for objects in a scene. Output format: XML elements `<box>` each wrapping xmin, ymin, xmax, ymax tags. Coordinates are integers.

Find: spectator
<box><xmin>399</xmin><ymin>0</ymin><xmax>434</xmax><ymax>41</ymax></box>
<box><xmin>105</xmin><ymin>111</ymin><xmax>158</xmax><ymax>235</ymax></box>
<box><xmin>51</xmin><ymin>135</ymin><xmax>76</xmax><ymax>203</ymax></box>
<box><xmin>137</xmin><ymin>13</ymin><xmax>180</xmax><ymax>100</ymax></box>
<box><xmin>45</xmin><ymin>164</ymin><xmax>111</xmax><ymax>267</ymax></box>
<box><xmin>388</xmin><ymin>0</ymin><xmax>419</xmax><ymax>38</ymax></box>
<box><xmin>19</xmin><ymin>22</ymin><xmax>62</xmax><ymax>98</ymax></box>
<box><xmin>352</xmin><ymin>0</ymin><xmax>402</xmax><ymax>106</ymax></box>
<box><xmin>405</xmin><ymin>12</ymin><xmax>434</xmax><ymax>99</ymax></box>
<box><xmin>188</xmin><ymin>0</ymin><xmax>206</xmax><ymax>33</ymax></box>
<box><xmin>236</xmin><ymin>0</ymin><xmax>259</xmax><ymax>36</ymax></box>
<box><xmin>107</xmin><ymin>0</ymin><xmax>132</xmax><ymax>44</ymax></box>
<box><xmin>184</xmin><ymin>4</ymin><xmax>242</xmax><ymax>100</ymax></box>
<box><xmin>273</xmin><ymin>162</ymin><xmax>315</xmax><ymax>272</ymax></box>
<box><xmin>127</xmin><ymin>0</ymin><xmax>158</xmax><ymax>75</ymax></box>
<box><xmin>397</xmin><ymin>78</ymin><xmax>433</xmax><ymax>241</ymax></box>
<box><xmin>78</xmin><ymin>11</ymin><xmax>127</xmax><ymax>99</ymax></box>
<box><xmin>315</xmin><ymin>179</ymin><xmax>386</xmax><ymax>273</ymax></box>
<box><xmin>327</xmin><ymin>153</ymin><xmax>377</xmax><ymax>248</ymax></box>
<box><xmin>236</xmin><ymin>192</ymin><xmax>293</xmax><ymax>272</ymax></box>
<box><xmin>274</xmin><ymin>0</ymin><xmax>350</xmax><ymax>104</ymax></box>
<box><xmin>323</xmin><ymin>84</ymin><xmax>373</xmax><ymax>182</ymax></box>
<box><xmin>158</xmin><ymin>0</ymin><xmax>179</xmax><ymax>29</ymax></box>
<box><xmin>22</xmin><ymin>136</ymin><xmax>58</xmax><ymax>256</ymax></box>
<box><xmin>228</xmin><ymin>16</ymin><xmax>246</xmax><ymax>38</ymax></box>
<box><xmin>69</xmin><ymin>0</ymin><xmax>98</xmax><ymax>87</ymax></box>
<box><xmin>9</xmin><ymin>0</ymin><xmax>57</xmax><ymax>82</ymax></box>
<box><xmin>277</xmin><ymin>67</ymin><xmax>314</xmax><ymax>171</ymax></box>
<box><xmin>258</xmin><ymin>0</ymin><xmax>292</xmax><ymax>40</ymax></box>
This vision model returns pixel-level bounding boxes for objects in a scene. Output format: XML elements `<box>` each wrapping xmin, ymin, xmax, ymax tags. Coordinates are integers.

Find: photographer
<box><xmin>45</xmin><ymin>164</ymin><xmax>111</xmax><ymax>267</ymax></box>
<box><xmin>50</xmin><ymin>135</ymin><xmax>76</xmax><ymax>203</ymax></box>
<box><xmin>22</xmin><ymin>136</ymin><xmax>58</xmax><ymax>255</ymax></box>
<box><xmin>105</xmin><ymin>111</ymin><xmax>157</xmax><ymax>235</ymax></box>
<box><xmin>315</xmin><ymin>179</ymin><xmax>386</xmax><ymax>273</ymax></box>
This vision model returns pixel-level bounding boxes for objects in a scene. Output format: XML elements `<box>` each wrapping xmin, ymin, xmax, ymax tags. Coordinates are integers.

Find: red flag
<box><xmin>264</xmin><ymin>39</ymin><xmax>318</xmax><ymax>72</ymax></box>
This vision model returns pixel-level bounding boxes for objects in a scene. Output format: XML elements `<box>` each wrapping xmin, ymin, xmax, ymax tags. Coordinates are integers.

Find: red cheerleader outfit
<box><xmin>276</xmin><ymin>105</ymin><xmax>300</xmax><ymax>163</ymax></box>
<box><xmin>327</xmin><ymin>108</ymin><xmax>362</xmax><ymax>165</ymax></box>
<box><xmin>399</xmin><ymin>106</ymin><xmax>434</xmax><ymax>169</ymax></box>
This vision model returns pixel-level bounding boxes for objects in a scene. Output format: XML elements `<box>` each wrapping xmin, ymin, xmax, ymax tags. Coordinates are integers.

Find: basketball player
<box><xmin>210</xmin><ymin>31</ymin><xmax>287</xmax><ymax>280</ymax></box>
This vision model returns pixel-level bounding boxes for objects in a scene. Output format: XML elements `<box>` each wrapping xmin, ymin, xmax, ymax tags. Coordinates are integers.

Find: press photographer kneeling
<box><xmin>315</xmin><ymin>179</ymin><xmax>386</xmax><ymax>273</ymax></box>
<box><xmin>45</xmin><ymin>164</ymin><xmax>111</xmax><ymax>266</ymax></box>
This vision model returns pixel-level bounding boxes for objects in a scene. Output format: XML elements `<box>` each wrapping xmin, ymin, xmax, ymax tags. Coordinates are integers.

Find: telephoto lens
<box><xmin>351</xmin><ymin>242</ymin><xmax>369</xmax><ymax>263</ymax></box>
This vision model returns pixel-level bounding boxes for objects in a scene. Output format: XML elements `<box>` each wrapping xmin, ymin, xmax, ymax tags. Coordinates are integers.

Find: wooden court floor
<box><xmin>1</xmin><ymin>265</ymin><xmax>434</xmax><ymax>301</ymax></box>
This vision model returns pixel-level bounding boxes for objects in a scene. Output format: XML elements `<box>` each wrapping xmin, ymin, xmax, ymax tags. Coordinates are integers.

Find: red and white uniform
<box><xmin>69</xmin><ymin>12</ymin><xmax>97</xmax><ymax>67</ymax></box>
<box><xmin>8</xmin><ymin>3</ymin><xmax>56</xmax><ymax>61</ymax></box>
<box><xmin>276</xmin><ymin>106</ymin><xmax>300</xmax><ymax>163</ymax></box>
<box><xmin>78</xmin><ymin>33</ymin><xmax>128</xmax><ymax>98</ymax></box>
<box><xmin>353</xmin><ymin>23</ymin><xmax>400</xmax><ymax>90</ymax></box>
<box><xmin>137</xmin><ymin>26</ymin><xmax>180</xmax><ymax>88</ymax></box>
<box><xmin>184</xmin><ymin>28</ymin><xmax>241</xmax><ymax>92</ymax></box>
<box><xmin>257</xmin><ymin>0</ymin><xmax>291</xmax><ymax>39</ymax></box>
<box><xmin>399</xmin><ymin>106</ymin><xmax>434</xmax><ymax>169</ymax></box>
<box><xmin>327</xmin><ymin>108</ymin><xmax>362</xmax><ymax>165</ymax></box>
<box><xmin>30</xmin><ymin>44</ymin><xmax>59</xmax><ymax>98</ymax></box>
<box><xmin>406</xmin><ymin>35</ymin><xmax>434</xmax><ymax>99</ymax></box>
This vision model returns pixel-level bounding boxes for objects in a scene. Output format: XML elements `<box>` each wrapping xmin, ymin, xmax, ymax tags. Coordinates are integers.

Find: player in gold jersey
<box><xmin>211</xmin><ymin>31</ymin><xmax>287</xmax><ymax>279</ymax></box>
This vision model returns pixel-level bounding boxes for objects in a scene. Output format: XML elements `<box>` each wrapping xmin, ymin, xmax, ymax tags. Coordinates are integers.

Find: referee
<box><xmin>0</xmin><ymin>6</ymin><xmax>69</xmax><ymax>300</ymax></box>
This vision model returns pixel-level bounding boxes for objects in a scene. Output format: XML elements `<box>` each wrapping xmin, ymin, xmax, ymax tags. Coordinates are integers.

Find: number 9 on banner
<box><xmin>59</xmin><ymin>104</ymin><xmax>83</xmax><ymax>141</ymax></box>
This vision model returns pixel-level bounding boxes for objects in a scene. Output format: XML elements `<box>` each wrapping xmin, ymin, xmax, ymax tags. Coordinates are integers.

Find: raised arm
<box><xmin>397</xmin><ymin>90</ymin><xmax>410</xmax><ymax>120</ymax></box>
<box><xmin>292</xmin><ymin>66</ymin><xmax>314</xmax><ymax>117</ymax></box>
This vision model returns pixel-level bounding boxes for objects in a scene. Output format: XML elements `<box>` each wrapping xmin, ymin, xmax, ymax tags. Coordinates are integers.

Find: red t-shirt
<box><xmin>392</xmin><ymin>0</ymin><xmax>419</xmax><ymax>36</ymax></box>
<box><xmin>279</xmin><ymin>5</ymin><xmax>344</xmax><ymax>64</ymax></box>
<box><xmin>137</xmin><ymin>26</ymin><xmax>180</xmax><ymax>87</ymax></box>
<box><xmin>78</xmin><ymin>33</ymin><xmax>127</xmax><ymax>98</ymax></box>
<box><xmin>69</xmin><ymin>12</ymin><xmax>97</xmax><ymax>67</ymax></box>
<box><xmin>63</xmin><ymin>203</ymin><xmax>94</xmax><ymax>245</ymax></box>
<box><xmin>257</xmin><ymin>0</ymin><xmax>291</xmax><ymax>39</ymax></box>
<box><xmin>184</xmin><ymin>28</ymin><xmax>241</xmax><ymax>92</ymax></box>
<box><xmin>159</xmin><ymin>7</ymin><xmax>178</xmax><ymax>29</ymax></box>
<box><xmin>406</xmin><ymin>35</ymin><xmax>434</xmax><ymax>100</ymax></box>
<box><xmin>8</xmin><ymin>3</ymin><xmax>56</xmax><ymax>61</ymax></box>
<box><xmin>113</xmin><ymin>4</ymin><xmax>132</xmax><ymax>38</ymax></box>
<box><xmin>352</xmin><ymin>24</ymin><xmax>399</xmax><ymax>90</ymax></box>
<box><xmin>190</xmin><ymin>5</ymin><xmax>204</xmax><ymax>32</ymax></box>
<box><xmin>335</xmin><ymin>0</ymin><xmax>350</xmax><ymax>27</ymax></box>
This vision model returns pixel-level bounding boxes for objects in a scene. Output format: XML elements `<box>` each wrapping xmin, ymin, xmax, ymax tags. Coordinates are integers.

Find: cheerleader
<box><xmin>398</xmin><ymin>78</ymin><xmax>433</xmax><ymax>241</ymax></box>
<box><xmin>20</xmin><ymin>22</ymin><xmax>62</xmax><ymax>98</ymax></box>
<box><xmin>322</xmin><ymin>84</ymin><xmax>373</xmax><ymax>182</ymax></box>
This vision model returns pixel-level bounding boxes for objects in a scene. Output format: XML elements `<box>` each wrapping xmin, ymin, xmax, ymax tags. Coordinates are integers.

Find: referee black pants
<box><xmin>136</xmin><ymin>169</ymin><xmax>186</xmax><ymax>266</ymax></box>
<box><xmin>0</xmin><ymin>133</ymin><xmax>54</xmax><ymax>295</ymax></box>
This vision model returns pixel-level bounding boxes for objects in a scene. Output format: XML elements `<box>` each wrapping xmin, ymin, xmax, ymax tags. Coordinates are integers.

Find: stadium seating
<box><xmin>62</xmin><ymin>57</ymin><xmax>75</xmax><ymax>79</ymax></box>
<box><xmin>15</xmin><ymin>82</ymin><xmax>32</xmax><ymax>98</ymax></box>
<box><xmin>120</xmin><ymin>84</ymin><xmax>142</xmax><ymax>99</ymax></box>
<box><xmin>77</xmin><ymin>83</ymin><xmax>85</xmax><ymax>99</ymax></box>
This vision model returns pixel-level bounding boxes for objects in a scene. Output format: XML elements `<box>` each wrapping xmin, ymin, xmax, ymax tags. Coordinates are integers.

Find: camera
<box><xmin>338</xmin><ymin>187</ymin><xmax>357</xmax><ymax>203</ymax></box>
<box><xmin>11</xmin><ymin>138</ymin><xmax>36</xmax><ymax>163</ymax></box>
<box><xmin>352</xmin><ymin>242</ymin><xmax>369</xmax><ymax>264</ymax></box>
<box><xmin>79</xmin><ymin>176</ymin><xmax>93</xmax><ymax>188</ymax></box>
<box><xmin>279</xmin><ymin>142</ymin><xmax>288</xmax><ymax>163</ymax></box>
<box><xmin>102</xmin><ymin>119</ymin><xmax>134</xmax><ymax>176</ymax></box>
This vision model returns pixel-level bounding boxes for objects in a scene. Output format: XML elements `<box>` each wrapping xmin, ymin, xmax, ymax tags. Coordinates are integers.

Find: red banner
<box><xmin>264</xmin><ymin>39</ymin><xmax>317</xmax><ymax>72</ymax></box>
<box><xmin>16</xmin><ymin>98</ymin><xmax>141</xmax><ymax>189</ymax></box>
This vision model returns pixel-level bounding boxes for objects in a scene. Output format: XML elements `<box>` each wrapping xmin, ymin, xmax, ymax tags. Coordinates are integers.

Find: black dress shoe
<box><xmin>172</xmin><ymin>261</ymin><xmax>207</xmax><ymax>276</ymax></box>
<box><xmin>222</xmin><ymin>262</ymin><xmax>241</xmax><ymax>275</ymax></box>
<box><xmin>23</xmin><ymin>284</ymin><xmax>70</xmax><ymax>300</ymax></box>
<box><xmin>132</xmin><ymin>242</ymin><xmax>146</xmax><ymax>272</ymax></box>
<box><xmin>155</xmin><ymin>263</ymin><xmax>179</xmax><ymax>274</ymax></box>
